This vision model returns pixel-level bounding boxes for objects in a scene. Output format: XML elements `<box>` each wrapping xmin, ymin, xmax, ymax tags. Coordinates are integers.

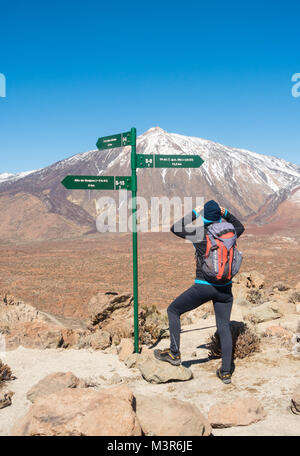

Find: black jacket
<box><xmin>171</xmin><ymin>210</ymin><xmax>245</xmax><ymax>281</ymax></box>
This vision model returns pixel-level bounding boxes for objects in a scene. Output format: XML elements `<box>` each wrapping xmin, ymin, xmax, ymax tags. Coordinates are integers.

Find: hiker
<box><xmin>154</xmin><ymin>200</ymin><xmax>245</xmax><ymax>384</ymax></box>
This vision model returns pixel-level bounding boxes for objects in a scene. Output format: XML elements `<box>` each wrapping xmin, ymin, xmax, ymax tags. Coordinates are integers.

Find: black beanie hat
<box><xmin>203</xmin><ymin>200</ymin><xmax>221</xmax><ymax>223</ymax></box>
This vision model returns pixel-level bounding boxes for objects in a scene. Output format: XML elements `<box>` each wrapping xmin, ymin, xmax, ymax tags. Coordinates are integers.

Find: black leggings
<box><xmin>167</xmin><ymin>283</ymin><xmax>233</xmax><ymax>372</ymax></box>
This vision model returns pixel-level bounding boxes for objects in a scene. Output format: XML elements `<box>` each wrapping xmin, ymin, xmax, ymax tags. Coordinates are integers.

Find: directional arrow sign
<box><xmin>96</xmin><ymin>131</ymin><xmax>132</xmax><ymax>150</ymax></box>
<box><xmin>61</xmin><ymin>176</ymin><xmax>115</xmax><ymax>190</ymax></box>
<box><xmin>136</xmin><ymin>154</ymin><xmax>204</xmax><ymax>168</ymax></box>
<box><xmin>61</xmin><ymin>175</ymin><xmax>132</xmax><ymax>190</ymax></box>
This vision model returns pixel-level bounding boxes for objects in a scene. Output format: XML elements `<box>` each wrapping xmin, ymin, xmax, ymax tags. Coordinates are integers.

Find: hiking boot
<box><xmin>216</xmin><ymin>367</ymin><xmax>232</xmax><ymax>384</ymax></box>
<box><xmin>154</xmin><ymin>348</ymin><xmax>181</xmax><ymax>366</ymax></box>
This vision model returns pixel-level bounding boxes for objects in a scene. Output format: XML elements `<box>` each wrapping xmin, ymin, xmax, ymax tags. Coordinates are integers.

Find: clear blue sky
<box><xmin>0</xmin><ymin>0</ymin><xmax>300</xmax><ymax>173</ymax></box>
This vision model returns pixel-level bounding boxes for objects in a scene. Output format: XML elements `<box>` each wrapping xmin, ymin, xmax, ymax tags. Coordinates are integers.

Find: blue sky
<box><xmin>0</xmin><ymin>0</ymin><xmax>300</xmax><ymax>173</ymax></box>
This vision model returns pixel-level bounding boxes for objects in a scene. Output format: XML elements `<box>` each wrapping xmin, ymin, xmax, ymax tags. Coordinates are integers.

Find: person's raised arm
<box><xmin>220</xmin><ymin>207</ymin><xmax>245</xmax><ymax>238</ymax></box>
<box><xmin>171</xmin><ymin>208</ymin><xmax>204</xmax><ymax>241</ymax></box>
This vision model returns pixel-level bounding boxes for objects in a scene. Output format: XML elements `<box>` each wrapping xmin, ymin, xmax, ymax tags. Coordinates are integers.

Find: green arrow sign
<box><xmin>61</xmin><ymin>175</ymin><xmax>132</xmax><ymax>190</ymax></box>
<box><xmin>136</xmin><ymin>154</ymin><xmax>204</xmax><ymax>168</ymax></box>
<box><xmin>96</xmin><ymin>131</ymin><xmax>131</xmax><ymax>150</ymax></box>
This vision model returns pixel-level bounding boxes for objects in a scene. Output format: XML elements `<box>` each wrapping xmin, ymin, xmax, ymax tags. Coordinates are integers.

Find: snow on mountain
<box><xmin>0</xmin><ymin>126</ymin><xmax>299</xmax><ymax>240</ymax></box>
<box><xmin>0</xmin><ymin>170</ymin><xmax>38</xmax><ymax>184</ymax></box>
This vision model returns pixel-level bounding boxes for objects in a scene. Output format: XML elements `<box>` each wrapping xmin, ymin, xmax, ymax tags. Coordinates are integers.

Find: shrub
<box><xmin>247</xmin><ymin>289</ymin><xmax>263</xmax><ymax>305</ymax></box>
<box><xmin>289</xmin><ymin>291</ymin><xmax>300</xmax><ymax>304</ymax></box>
<box><xmin>272</xmin><ymin>282</ymin><xmax>290</xmax><ymax>292</ymax></box>
<box><xmin>139</xmin><ymin>305</ymin><xmax>169</xmax><ymax>345</ymax></box>
<box><xmin>207</xmin><ymin>321</ymin><xmax>260</xmax><ymax>360</ymax></box>
<box><xmin>0</xmin><ymin>360</ymin><xmax>14</xmax><ymax>384</ymax></box>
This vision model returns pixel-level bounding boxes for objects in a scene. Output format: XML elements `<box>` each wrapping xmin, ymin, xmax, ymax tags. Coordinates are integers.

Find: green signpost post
<box><xmin>61</xmin><ymin>127</ymin><xmax>204</xmax><ymax>353</ymax></box>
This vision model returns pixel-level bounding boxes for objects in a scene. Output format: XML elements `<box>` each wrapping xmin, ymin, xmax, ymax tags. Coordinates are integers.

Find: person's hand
<box><xmin>220</xmin><ymin>207</ymin><xmax>226</xmax><ymax>216</ymax></box>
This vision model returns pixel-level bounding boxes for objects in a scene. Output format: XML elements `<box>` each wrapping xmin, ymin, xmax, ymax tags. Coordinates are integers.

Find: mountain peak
<box><xmin>143</xmin><ymin>126</ymin><xmax>166</xmax><ymax>135</ymax></box>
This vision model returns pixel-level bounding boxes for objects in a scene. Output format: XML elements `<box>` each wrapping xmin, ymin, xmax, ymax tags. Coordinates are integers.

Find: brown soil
<box><xmin>0</xmin><ymin>228</ymin><xmax>299</xmax><ymax>319</ymax></box>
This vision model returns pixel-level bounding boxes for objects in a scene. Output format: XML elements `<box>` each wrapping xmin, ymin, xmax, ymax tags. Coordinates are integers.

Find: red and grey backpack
<box><xmin>197</xmin><ymin>221</ymin><xmax>243</xmax><ymax>284</ymax></box>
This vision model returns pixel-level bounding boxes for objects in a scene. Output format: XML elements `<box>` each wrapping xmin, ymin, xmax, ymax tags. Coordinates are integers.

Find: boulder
<box><xmin>5</xmin><ymin>321</ymin><xmax>63</xmax><ymax>350</ymax></box>
<box><xmin>0</xmin><ymin>294</ymin><xmax>46</xmax><ymax>328</ymax></box>
<box><xmin>60</xmin><ymin>329</ymin><xmax>83</xmax><ymax>348</ymax></box>
<box><xmin>12</xmin><ymin>385</ymin><xmax>142</xmax><ymax>436</ymax></box>
<box><xmin>108</xmin><ymin>373</ymin><xmax>122</xmax><ymax>385</ymax></box>
<box><xmin>0</xmin><ymin>390</ymin><xmax>14</xmax><ymax>409</ymax></box>
<box><xmin>77</xmin><ymin>330</ymin><xmax>111</xmax><ymax>350</ymax></box>
<box><xmin>291</xmin><ymin>386</ymin><xmax>300</xmax><ymax>415</ymax></box>
<box><xmin>208</xmin><ymin>397</ymin><xmax>267</xmax><ymax>428</ymax></box>
<box><xmin>233</xmin><ymin>271</ymin><xmax>265</xmax><ymax>290</ymax></box>
<box><xmin>118</xmin><ymin>338</ymin><xmax>134</xmax><ymax>362</ymax></box>
<box><xmin>138</xmin><ymin>358</ymin><xmax>193</xmax><ymax>384</ymax></box>
<box><xmin>264</xmin><ymin>325</ymin><xmax>292</xmax><ymax>339</ymax></box>
<box><xmin>27</xmin><ymin>372</ymin><xmax>86</xmax><ymax>403</ymax></box>
<box><xmin>135</xmin><ymin>394</ymin><xmax>212</xmax><ymax>436</ymax></box>
<box><xmin>87</xmin><ymin>291</ymin><xmax>133</xmax><ymax>327</ymax></box>
<box><xmin>243</xmin><ymin>301</ymin><xmax>282</xmax><ymax>324</ymax></box>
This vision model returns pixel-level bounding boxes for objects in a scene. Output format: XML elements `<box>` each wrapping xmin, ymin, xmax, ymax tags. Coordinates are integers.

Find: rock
<box><xmin>5</xmin><ymin>321</ymin><xmax>63</xmax><ymax>350</ymax></box>
<box><xmin>90</xmin><ymin>331</ymin><xmax>111</xmax><ymax>350</ymax></box>
<box><xmin>87</xmin><ymin>291</ymin><xmax>133</xmax><ymax>328</ymax></box>
<box><xmin>60</xmin><ymin>329</ymin><xmax>83</xmax><ymax>348</ymax></box>
<box><xmin>296</xmin><ymin>304</ymin><xmax>300</xmax><ymax>314</ymax></box>
<box><xmin>233</xmin><ymin>271</ymin><xmax>265</xmax><ymax>290</ymax></box>
<box><xmin>135</xmin><ymin>394</ymin><xmax>212</xmax><ymax>436</ymax></box>
<box><xmin>208</xmin><ymin>397</ymin><xmax>267</xmax><ymax>428</ymax></box>
<box><xmin>87</xmin><ymin>291</ymin><xmax>134</xmax><ymax>340</ymax></box>
<box><xmin>12</xmin><ymin>385</ymin><xmax>142</xmax><ymax>436</ymax></box>
<box><xmin>291</xmin><ymin>386</ymin><xmax>300</xmax><ymax>415</ymax></box>
<box><xmin>124</xmin><ymin>353</ymin><xmax>141</xmax><ymax>369</ymax></box>
<box><xmin>264</xmin><ymin>325</ymin><xmax>292</xmax><ymax>339</ymax></box>
<box><xmin>276</xmin><ymin>300</ymin><xmax>296</xmax><ymax>315</ymax></box>
<box><xmin>0</xmin><ymin>390</ymin><xmax>14</xmax><ymax>409</ymax></box>
<box><xmin>77</xmin><ymin>330</ymin><xmax>111</xmax><ymax>350</ymax></box>
<box><xmin>138</xmin><ymin>358</ymin><xmax>193</xmax><ymax>384</ymax></box>
<box><xmin>27</xmin><ymin>372</ymin><xmax>86</xmax><ymax>403</ymax></box>
<box><xmin>0</xmin><ymin>294</ymin><xmax>46</xmax><ymax>328</ymax></box>
<box><xmin>243</xmin><ymin>301</ymin><xmax>282</xmax><ymax>324</ymax></box>
<box><xmin>257</xmin><ymin>316</ymin><xmax>300</xmax><ymax>337</ymax></box>
<box><xmin>118</xmin><ymin>338</ymin><xmax>134</xmax><ymax>362</ymax></box>
<box><xmin>108</xmin><ymin>373</ymin><xmax>122</xmax><ymax>385</ymax></box>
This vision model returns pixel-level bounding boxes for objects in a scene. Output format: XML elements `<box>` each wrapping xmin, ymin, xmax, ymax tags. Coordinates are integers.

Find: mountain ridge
<box><xmin>0</xmin><ymin>127</ymin><xmax>299</xmax><ymax>241</ymax></box>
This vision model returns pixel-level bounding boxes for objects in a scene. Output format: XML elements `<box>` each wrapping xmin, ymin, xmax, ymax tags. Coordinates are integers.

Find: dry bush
<box><xmin>289</xmin><ymin>291</ymin><xmax>300</xmax><ymax>304</ymax></box>
<box><xmin>272</xmin><ymin>282</ymin><xmax>290</xmax><ymax>292</ymax></box>
<box><xmin>139</xmin><ymin>305</ymin><xmax>169</xmax><ymax>345</ymax></box>
<box><xmin>247</xmin><ymin>289</ymin><xmax>263</xmax><ymax>305</ymax></box>
<box><xmin>0</xmin><ymin>360</ymin><xmax>14</xmax><ymax>383</ymax></box>
<box><xmin>207</xmin><ymin>321</ymin><xmax>260</xmax><ymax>360</ymax></box>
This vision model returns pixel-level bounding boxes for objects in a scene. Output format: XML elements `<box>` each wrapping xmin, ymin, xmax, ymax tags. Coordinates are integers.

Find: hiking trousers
<box><xmin>167</xmin><ymin>283</ymin><xmax>233</xmax><ymax>372</ymax></box>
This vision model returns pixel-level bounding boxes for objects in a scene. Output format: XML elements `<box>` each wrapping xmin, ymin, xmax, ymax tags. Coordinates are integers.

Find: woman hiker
<box><xmin>154</xmin><ymin>200</ymin><xmax>245</xmax><ymax>384</ymax></box>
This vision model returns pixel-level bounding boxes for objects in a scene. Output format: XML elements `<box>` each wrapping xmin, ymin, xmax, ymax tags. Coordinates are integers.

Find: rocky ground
<box><xmin>0</xmin><ymin>270</ymin><xmax>300</xmax><ymax>436</ymax></box>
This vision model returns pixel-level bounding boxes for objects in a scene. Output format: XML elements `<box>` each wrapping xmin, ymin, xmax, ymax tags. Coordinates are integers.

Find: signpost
<box><xmin>62</xmin><ymin>175</ymin><xmax>132</xmax><ymax>191</ymax></box>
<box><xmin>62</xmin><ymin>127</ymin><xmax>204</xmax><ymax>353</ymax></box>
<box><xmin>136</xmin><ymin>154</ymin><xmax>204</xmax><ymax>169</ymax></box>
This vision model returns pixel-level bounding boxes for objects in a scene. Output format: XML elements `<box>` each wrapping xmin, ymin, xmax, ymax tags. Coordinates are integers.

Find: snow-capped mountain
<box><xmin>0</xmin><ymin>126</ymin><xmax>299</xmax><ymax>241</ymax></box>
